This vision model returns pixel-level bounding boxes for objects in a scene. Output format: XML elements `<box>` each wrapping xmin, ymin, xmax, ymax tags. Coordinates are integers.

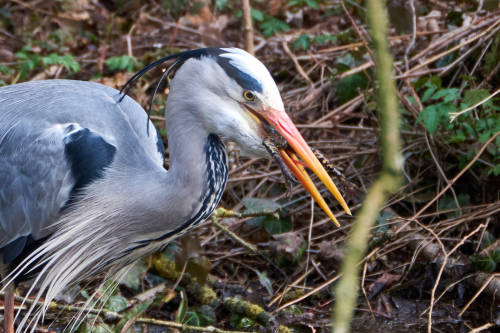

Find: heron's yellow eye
<box><xmin>243</xmin><ymin>90</ymin><xmax>256</xmax><ymax>101</ymax></box>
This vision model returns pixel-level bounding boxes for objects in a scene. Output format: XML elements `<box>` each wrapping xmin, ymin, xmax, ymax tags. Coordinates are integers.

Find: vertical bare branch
<box><xmin>404</xmin><ymin>0</ymin><xmax>417</xmax><ymax>70</ymax></box>
<box><xmin>332</xmin><ymin>0</ymin><xmax>403</xmax><ymax>332</ymax></box>
<box><xmin>241</xmin><ymin>0</ymin><xmax>254</xmax><ymax>55</ymax></box>
<box><xmin>3</xmin><ymin>284</ymin><xmax>15</xmax><ymax>333</ymax></box>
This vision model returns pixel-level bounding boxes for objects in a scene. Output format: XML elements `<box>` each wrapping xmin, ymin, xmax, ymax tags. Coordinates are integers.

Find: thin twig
<box><xmin>424</xmin><ymin>133</ymin><xmax>460</xmax><ymax>211</ymax></box>
<box><xmin>282</xmin><ymin>41</ymin><xmax>313</xmax><ymax>86</ymax></box>
<box><xmin>341</xmin><ymin>0</ymin><xmax>375</xmax><ymax>63</ymax></box>
<box><xmin>275</xmin><ymin>247</ymin><xmax>379</xmax><ymax>312</ymax></box>
<box><xmin>241</xmin><ymin>0</ymin><xmax>254</xmax><ymax>55</ymax></box>
<box><xmin>404</xmin><ymin>0</ymin><xmax>417</xmax><ymax>70</ymax></box>
<box><xmin>409</xmin><ymin>131</ymin><xmax>500</xmax><ymax>221</ymax></box>
<box><xmin>126</xmin><ymin>24</ymin><xmax>136</xmax><ymax>58</ymax></box>
<box><xmin>449</xmin><ymin>88</ymin><xmax>500</xmax><ymax>122</ymax></box>
<box><xmin>404</xmin><ymin>20</ymin><xmax>500</xmax><ymax>75</ymax></box>
<box><xmin>212</xmin><ymin>216</ymin><xmax>258</xmax><ymax>253</ymax></box>
<box><xmin>360</xmin><ymin>261</ymin><xmax>375</xmax><ymax>319</ymax></box>
<box><xmin>468</xmin><ymin>322</ymin><xmax>495</xmax><ymax>333</ymax></box>
<box><xmin>426</xmin><ymin>224</ymin><xmax>485</xmax><ymax>333</ymax></box>
<box><xmin>268</xmin><ymin>266</ymin><xmax>315</xmax><ymax>307</ymax></box>
<box><xmin>304</xmin><ymin>198</ymin><xmax>314</xmax><ymax>285</ymax></box>
<box><xmin>459</xmin><ymin>273</ymin><xmax>499</xmax><ymax>317</ymax></box>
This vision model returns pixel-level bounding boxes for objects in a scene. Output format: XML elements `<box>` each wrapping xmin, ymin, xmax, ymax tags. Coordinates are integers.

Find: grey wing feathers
<box><xmin>0</xmin><ymin>122</ymin><xmax>75</xmax><ymax>246</ymax></box>
<box><xmin>0</xmin><ymin>80</ymin><xmax>164</xmax><ymax>250</ymax></box>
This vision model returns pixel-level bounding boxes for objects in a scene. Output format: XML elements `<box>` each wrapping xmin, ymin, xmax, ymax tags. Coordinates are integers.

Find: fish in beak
<box><xmin>246</xmin><ymin>105</ymin><xmax>352</xmax><ymax>226</ymax></box>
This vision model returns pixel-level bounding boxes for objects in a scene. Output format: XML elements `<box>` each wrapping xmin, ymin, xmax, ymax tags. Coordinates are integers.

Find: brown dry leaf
<box><xmin>174</xmin><ymin>235</ymin><xmax>211</xmax><ymax>284</ymax></box>
<box><xmin>268</xmin><ymin>0</ymin><xmax>283</xmax><ymax>16</ymax></box>
<box><xmin>209</xmin><ymin>15</ymin><xmax>229</xmax><ymax>32</ymax></box>
<box><xmin>180</xmin><ymin>4</ymin><xmax>213</xmax><ymax>27</ymax></box>
<box><xmin>66</xmin><ymin>11</ymin><xmax>90</xmax><ymax>21</ymax></box>
<box><xmin>97</xmin><ymin>72</ymin><xmax>127</xmax><ymax>89</ymax></box>
<box><xmin>387</xmin><ymin>0</ymin><xmax>413</xmax><ymax>33</ymax></box>
<box><xmin>367</xmin><ymin>272</ymin><xmax>401</xmax><ymax>299</ymax></box>
<box><xmin>199</xmin><ymin>15</ymin><xmax>229</xmax><ymax>45</ymax></box>
<box><xmin>31</xmin><ymin>70</ymin><xmax>48</xmax><ymax>81</ymax></box>
<box><xmin>317</xmin><ymin>240</ymin><xmax>344</xmax><ymax>262</ymax></box>
<box><xmin>0</xmin><ymin>48</ymin><xmax>14</xmax><ymax>62</ymax></box>
<box><xmin>270</xmin><ymin>231</ymin><xmax>305</xmax><ymax>261</ymax></box>
<box><xmin>418</xmin><ymin>10</ymin><xmax>442</xmax><ymax>32</ymax></box>
<box><xmin>178</xmin><ymin>235</ymin><xmax>202</xmax><ymax>261</ymax></box>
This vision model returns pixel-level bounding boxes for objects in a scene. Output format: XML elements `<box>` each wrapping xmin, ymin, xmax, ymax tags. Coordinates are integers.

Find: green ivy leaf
<box><xmin>215</xmin><ymin>0</ymin><xmax>230</xmax><ymax>10</ymax></box>
<box><xmin>447</xmin><ymin>130</ymin><xmax>466</xmax><ymax>143</ymax></box>
<box><xmin>259</xmin><ymin>18</ymin><xmax>290</xmax><ymax>37</ymax></box>
<box><xmin>292</xmin><ymin>34</ymin><xmax>311</xmax><ymax>51</ymax></box>
<box><xmin>289</xmin><ymin>0</ymin><xmax>319</xmax><ymax>8</ymax></box>
<box><xmin>417</xmin><ymin>103</ymin><xmax>457</xmax><ymax>135</ymax></box>
<box><xmin>418</xmin><ymin>105</ymin><xmax>440</xmax><ymax>134</ymax></box>
<box><xmin>431</xmin><ymin>88</ymin><xmax>459</xmax><ymax>103</ymax></box>
<box><xmin>314</xmin><ymin>34</ymin><xmax>337</xmax><ymax>44</ymax></box>
<box><xmin>263</xmin><ymin>216</ymin><xmax>291</xmax><ymax>235</ymax></box>
<box><xmin>184</xmin><ymin>311</ymin><xmax>200</xmax><ymax>326</ymax></box>
<box><xmin>335</xmin><ymin>53</ymin><xmax>356</xmax><ymax>68</ymax></box>
<box><xmin>421</xmin><ymin>84</ymin><xmax>437</xmax><ymax>102</ymax></box>
<box><xmin>42</xmin><ymin>53</ymin><xmax>80</xmax><ymax>73</ymax></box>
<box><xmin>16</xmin><ymin>50</ymin><xmax>41</xmax><ymax>79</ymax></box>
<box><xmin>438</xmin><ymin>194</ymin><xmax>470</xmax><ymax>212</ymax></box>
<box><xmin>0</xmin><ymin>65</ymin><xmax>12</xmax><ymax>75</ymax></box>
<box><xmin>196</xmin><ymin>305</ymin><xmax>216</xmax><ymax>326</ymax></box>
<box><xmin>479</xmin><ymin>130</ymin><xmax>493</xmax><ymax>143</ymax></box>
<box><xmin>251</xmin><ymin>8</ymin><xmax>264</xmax><ymax>22</ymax></box>
<box><xmin>80</xmin><ymin>289</ymin><xmax>90</xmax><ymax>300</ymax></box>
<box><xmin>119</xmin><ymin>260</ymin><xmax>147</xmax><ymax>291</ymax></box>
<box><xmin>462</xmin><ymin>122</ymin><xmax>475</xmax><ymax>137</ymax></box>
<box><xmin>489</xmin><ymin>164</ymin><xmax>500</xmax><ymax>176</ymax></box>
<box><xmin>106</xmin><ymin>295</ymin><xmax>128</xmax><ymax>312</ymax></box>
<box><xmin>306</xmin><ymin>0</ymin><xmax>319</xmax><ymax>8</ymax></box>
<box><xmin>335</xmin><ymin>73</ymin><xmax>367</xmax><ymax>104</ymax></box>
<box><xmin>491</xmin><ymin>249</ymin><xmax>500</xmax><ymax>263</ymax></box>
<box><xmin>470</xmin><ymin>254</ymin><xmax>497</xmax><ymax>273</ymax></box>
<box><xmin>105</xmin><ymin>55</ymin><xmax>138</xmax><ymax>72</ymax></box>
<box><xmin>242</xmin><ymin>197</ymin><xmax>280</xmax><ymax>213</ymax></box>
<box><xmin>464</xmin><ymin>89</ymin><xmax>491</xmax><ymax>107</ymax></box>
<box><xmin>438</xmin><ymin>102</ymin><xmax>457</xmax><ymax>122</ymax></box>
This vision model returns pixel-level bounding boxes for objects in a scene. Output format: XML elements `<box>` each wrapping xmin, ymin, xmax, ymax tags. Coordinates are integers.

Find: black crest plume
<box><xmin>118</xmin><ymin>48</ymin><xmax>226</xmax><ymax>134</ymax></box>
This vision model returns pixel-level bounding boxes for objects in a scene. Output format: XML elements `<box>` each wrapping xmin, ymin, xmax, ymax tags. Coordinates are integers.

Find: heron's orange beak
<box><xmin>253</xmin><ymin>106</ymin><xmax>351</xmax><ymax>226</ymax></box>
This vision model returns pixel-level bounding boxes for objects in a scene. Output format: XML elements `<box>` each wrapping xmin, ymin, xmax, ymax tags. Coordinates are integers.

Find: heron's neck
<box><xmin>157</xmin><ymin>111</ymin><xmax>228</xmax><ymax>238</ymax></box>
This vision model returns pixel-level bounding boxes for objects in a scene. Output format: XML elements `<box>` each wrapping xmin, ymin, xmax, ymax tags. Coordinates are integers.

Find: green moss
<box><xmin>279</xmin><ymin>325</ymin><xmax>292</xmax><ymax>333</ymax></box>
<box><xmin>152</xmin><ymin>253</ymin><xmax>179</xmax><ymax>281</ymax></box>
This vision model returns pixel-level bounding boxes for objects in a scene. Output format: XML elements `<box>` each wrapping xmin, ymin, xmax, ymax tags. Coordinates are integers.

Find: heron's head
<box><xmin>125</xmin><ymin>47</ymin><xmax>351</xmax><ymax>223</ymax></box>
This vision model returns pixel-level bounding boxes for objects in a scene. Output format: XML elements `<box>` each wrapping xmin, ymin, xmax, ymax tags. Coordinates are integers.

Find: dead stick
<box><xmin>281</xmin><ymin>41</ymin><xmax>313</xmax><ymax>86</ymax></box>
<box><xmin>241</xmin><ymin>0</ymin><xmax>254</xmax><ymax>55</ymax></box>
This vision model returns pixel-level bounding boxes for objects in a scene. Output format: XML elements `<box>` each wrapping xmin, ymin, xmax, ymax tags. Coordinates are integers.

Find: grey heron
<box><xmin>0</xmin><ymin>47</ymin><xmax>351</xmax><ymax>332</ymax></box>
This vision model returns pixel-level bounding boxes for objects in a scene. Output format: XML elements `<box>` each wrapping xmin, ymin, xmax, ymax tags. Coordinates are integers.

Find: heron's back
<box><xmin>0</xmin><ymin>80</ymin><xmax>164</xmax><ymax>257</ymax></box>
